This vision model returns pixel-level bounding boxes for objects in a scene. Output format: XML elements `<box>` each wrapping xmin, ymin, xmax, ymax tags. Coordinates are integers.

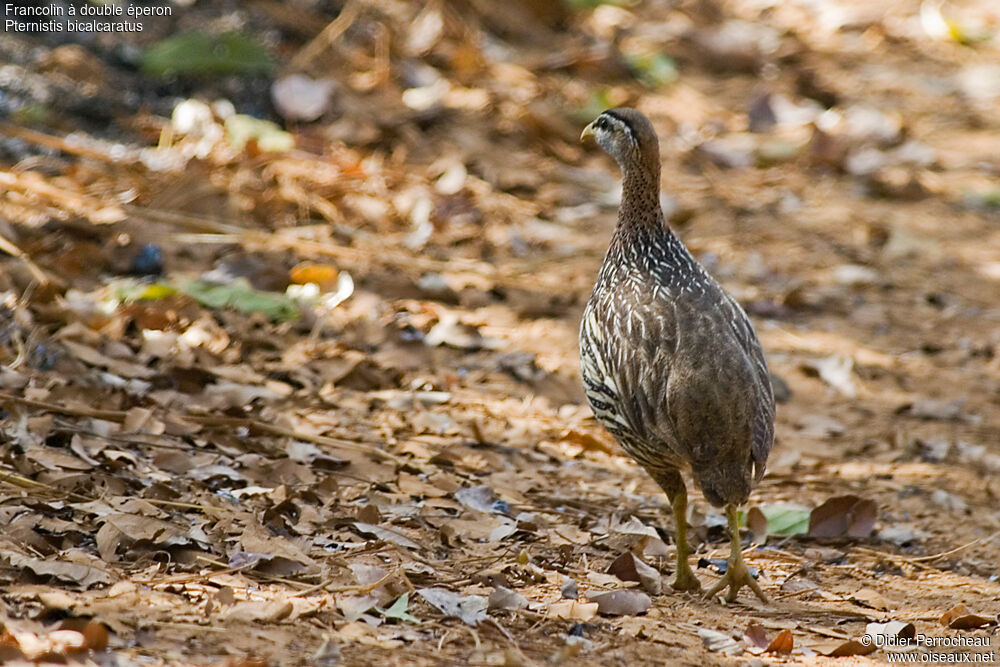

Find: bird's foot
<box><xmin>704</xmin><ymin>554</ymin><xmax>767</xmax><ymax>603</ymax></box>
<box><xmin>671</xmin><ymin>562</ymin><xmax>702</xmax><ymax>593</ymax></box>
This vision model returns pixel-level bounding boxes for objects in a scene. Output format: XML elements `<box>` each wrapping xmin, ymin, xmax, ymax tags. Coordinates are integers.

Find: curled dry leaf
<box><xmin>606</xmin><ymin>551</ymin><xmax>662</xmax><ymax>595</ymax></box>
<box><xmin>587</xmin><ymin>589</ymin><xmax>651</xmax><ymax>616</ymax></box>
<box><xmin>808</xmin><ymin>495</ymin><xmax>877</xmax><ymax>538</ymax></box>
<box><xmin>549</xmin><ymin>600</ymin><xmax>599</xmax><ymax>622</ymax></box>
<box><xmin>743</xmin><ymin>622</ymin><xmax>770</xmax><ymax>654</ymax></box>
<box><xmin>822</xmin><ymin>639</ymin><xmax>877</xmax><ymax>657</ymax></box>
<box><xmin>697</xmin><ymin>628</ymin><xmax>742</xmax><ymax>655</ymax></box>
<box><xmin>865</xmin><ymin>620</ymin><xmax>915</xmax><ymax>644</ymax></box>
<box><xmin>939</xmin><ymin>604</ymin><xmax>994</xmax><ymax>630</ymax></box>
<box><xmin>746</xmin><ymin>506</ymin><xmax>768</xmax><ymax>542</ymax></box>
<box><xmin>744</xmin><ymin>623</ymin><xmax>793</xmax><ymax>655</ymax></box>
<box><xmin>767</xmin><ymin>629</ymin><xmax>794</xmax><ymax>654</ymax></box>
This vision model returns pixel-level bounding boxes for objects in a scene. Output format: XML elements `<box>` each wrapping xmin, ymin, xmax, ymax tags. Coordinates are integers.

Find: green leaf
<box><xmin>141</xmin><ymin>32</ymin><xmax>273</xmax><ymax>77</ymax></box>
<box><xmin>224</xmin><ymin>115</ymin><xmax>295</xmax><ymax>153</ymax></box>
<box><xmin>626</xmin><ymin>53</ymin><xmax>678</xmax><ymax>88</ymax></box>
<box><xmin>179</xmin><ymin>279</ymin><xmax>300</xmax><ymax>322</ymax></box>
<box><xmin>379</xmin><ymin>593</ymin><xmax>419</xmax><ymax>623</ymax></box>
<box><xmin>110</xmin><ymin>280</ymin><xmax>178</xmax><ymax>304</ymax></box>
<box><xmin>746</xmin><ymin>503</ymin><xmax>811</xmax><ymax>536</ymax></box>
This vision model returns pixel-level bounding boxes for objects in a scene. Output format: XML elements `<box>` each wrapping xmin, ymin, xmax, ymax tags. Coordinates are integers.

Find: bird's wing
<box><xmin>722</xmin><ymin>294</ymin><xmax>775</xmax><ymax>479</ymax></box>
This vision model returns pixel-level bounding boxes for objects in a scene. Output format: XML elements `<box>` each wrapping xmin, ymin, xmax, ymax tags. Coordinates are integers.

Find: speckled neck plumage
<box><xmin>602</xmin><ymin>148</ymin><xmax>707</xmax><ymax>295</ymax></box>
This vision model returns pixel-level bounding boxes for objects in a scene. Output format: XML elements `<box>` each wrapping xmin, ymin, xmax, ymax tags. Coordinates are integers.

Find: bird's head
<box><xmin>581</xmin><ymin>108</ymin><xmax>660</xmax><ymax>175</ymax></box>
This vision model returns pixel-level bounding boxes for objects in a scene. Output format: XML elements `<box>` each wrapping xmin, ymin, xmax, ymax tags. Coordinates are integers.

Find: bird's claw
<box><xmin>704</xmin><ymin>556</ymin><xmax>767</xmax><ymax>603</ymax></box>
<box><xmin>670</xmin><ymin>565</ymin><xmax>702</xmax><ymax>593</ymax></box>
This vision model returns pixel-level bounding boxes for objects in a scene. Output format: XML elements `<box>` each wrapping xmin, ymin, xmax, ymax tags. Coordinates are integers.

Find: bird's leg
<box><xmin>655</xmin><ymin>470</ymin><xmax>701</xmax><ymax>592</ymax></box>
<box><xmin>704</xmin><ymin>504</ymin><xmax>768</xmax><ymax>603</ymax></box>
<box><xmin>669</xmin><ymin>483</ymin><xmax>701</xmax><ymax>592</ymax></box>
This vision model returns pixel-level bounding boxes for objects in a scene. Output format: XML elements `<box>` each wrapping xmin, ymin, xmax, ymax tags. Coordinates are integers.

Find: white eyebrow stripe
<box><xmin>601</xmin><ymin>113</ymin><xmax>637</xmax><ymax>145</ymax></box>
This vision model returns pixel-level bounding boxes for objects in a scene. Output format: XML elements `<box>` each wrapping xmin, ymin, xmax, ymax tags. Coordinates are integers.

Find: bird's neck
<box><xmin>617</xmin><ymin>164</ymin><xmax>666</xmax><ymax>234</ymax></box>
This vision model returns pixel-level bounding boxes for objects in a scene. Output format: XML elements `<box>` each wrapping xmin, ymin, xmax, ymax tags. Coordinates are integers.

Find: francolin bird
<box><xmin>579</xmin><ymin>108</ymin><xmax>774</xmax><ymax>602</ymax></box>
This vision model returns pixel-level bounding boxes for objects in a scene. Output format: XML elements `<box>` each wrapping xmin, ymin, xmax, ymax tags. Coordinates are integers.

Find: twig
<box><xmin>193</xmin><ymin>555</ymin><xmax>315</xmax><ymax>589</ymax></box>
<box><xmin>289</xmin><ymin>0</ymin><xmax>363</xmax><ymax>71</ymax></box>
<box><xmin>857</xmin><ymin>529</ymin><xmax>1000</xmax><ymax>565</ymax></box>
<box><xmin>0</xmin><ymin>230</ymin><xmax>51</xmax><ymax>285</ymax></box>
<box><xmin>0</xmin><ymin>122</ymin><xmax>120</xmax><ymax>164</ymax></box>
<box><xmin>0</xmin><ymin>467</ymin><xmax>95</xmax><ymax>502</ymax></box>
<box><xmin>292</xmin><ymin>568</ymin><xmax>396</xmax><ymax>598</ymax></box>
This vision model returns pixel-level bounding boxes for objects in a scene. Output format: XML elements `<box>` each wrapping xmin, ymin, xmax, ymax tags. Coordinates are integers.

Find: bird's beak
<box><xmin>580</xmin><ymin>122</ymin><xmax>596</xmax><ymax>142</ymax></box>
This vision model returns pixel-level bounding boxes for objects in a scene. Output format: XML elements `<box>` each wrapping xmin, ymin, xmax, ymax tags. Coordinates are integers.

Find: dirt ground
<box><xmin>1</xmin><ymin>0</ymin><xmax>999</xmax><ymax>664</ymax></box>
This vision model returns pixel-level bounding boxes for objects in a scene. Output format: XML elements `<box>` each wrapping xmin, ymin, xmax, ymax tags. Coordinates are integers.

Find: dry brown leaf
<box><xmin>549</xmin><ymin>600</ymin><xmax>599</xmax><ymax>621</ymax></box>
<box><xmin>223</xmin><ymin>599</ymin><xmax>294</xmax><ymax>623</ymax></box>
<box><xmin>767</xmin><ymin>629</ymin><xmax>794</xmax><ymax>654</ymax></box>
<box><xmin>5</xmin><ymin>552</ymin><xmax>115</xmax><ymax>588</ymax></box>
<box><xmin>746</xmin><ymin>506</ymin><xmax>768</xmax><ymax>543</ymax></box>
<box><xmin>587</xmin><ymin>589</ymin><xmax>651</xmax><ymax>616</ymax></box>
<box><xmin>744</xmin><ymin>622</ymin><xmax>770</xmax><ymax>654</ymax></box>
<box><xmin>606</xmin><ymin>551</ymin><xmax>662</xmax><ymax>595</ymax></box>
<box><xmin>353</xmin><ymin>522</ymin><xmax>422</xmax><ymax>550</ymax></box>
<box><xmin>939</xmin><ymin>604</ymin><xmax>994</xmax><ymax>630</ymax></box>
<box><xmin>809</xmin><ymin>495</ymin><xmax>877</xmax><ymax>538</ymax></box>
<box><xmin>241</xmin><ymin>522</ymin><xmax>318</xmax><ymax>568</ymax></box>
<box><xmin>821</xmin><ymin>639</ymin><xmax>877</xmax><ymax>657</ymax></box>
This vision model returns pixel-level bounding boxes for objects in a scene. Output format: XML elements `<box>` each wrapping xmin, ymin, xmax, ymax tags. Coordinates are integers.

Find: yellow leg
<box><xmin>670</xmin><ymin>484</ymin><xmax>701</xmax><ymax>592</ymax></box>
<box><xmin>704</xmin><ymin>504</ymin><xmax>768</xmax><ymax>603</ymax></box>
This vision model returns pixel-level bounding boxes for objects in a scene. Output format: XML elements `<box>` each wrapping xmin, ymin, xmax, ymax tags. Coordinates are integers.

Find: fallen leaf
<box><xmin>744</xmin><ymin>622</ymin><xmax>770</xmax><ymax>654</ymax></box>
<box><xmin>587</xmin><ymin>589</ymin><xmax>651</xmax><ymax>616</ymax></box>
<box><xmin>767</xmin><ymin>629</ymin><xmax>794</xmax><ymax>654</ymax></box>
<box><xmin>224</xmin><ymin>600</ymin><xmax>294</xmax><ymax>623</ymax></box>
<box><xmin>865</xmin><ymin>620</ymin><xmax>915</xmax><ymax>644</ymax></box>
<box><xmin>939</xmin><ymin>605</ymin><xmax>994</xmax><ymax>630</ymax></box>
<box><xmin>549</xmin><ymin>600</ymin><xmax>598</xmax><ymax>621</ymax></box>
<box><xmin>5</xmin><ymin>552</ymin><xmax>114</xmax><ymax>588</ymax></box>
<box><xmin>338</xmin><ymin>594</ymin><xmax>381</xmax><ymax>622</ymax></box>
<box><xmin>454</xmin><ymin>486</ymin><xmax>509</xmax><ymax>514</ymax></box>
<box><xmin>380</xmin><ymin>593</ymin><xmax>419</xmax><ymax>623</ymax></box>
<box><xmin>746</xmin><ymin>506</ymin><xmax>768</xmax><ymax>542</ymax></box>
<box><xmin>560</xmin><ymin>578</ymin><xmax>579</xmax><ymax>599</ymax></box>
<box><xmin>822</xmin><ymin>639</ymin><xmax>877</xmax><ymax>657</ymax></box>
<box><xmin>488</xmin><ymin>587</ymin><xmax>528</xmax><ymax>611</ymax></box>
<box><xmin>801</xmin><ymin>355</ymin><xmax>857</xmax><ymax>398</ymax></box>
<box><xmin>697</xmin><ymin>627</ymin><xmax>742</xmax><ymax>655</ymax></box>
<box><xmin>752</xmin><ymin>503</ymin><xmax>810</xmax><ymax>536</ymax></box>
<box><xmin>809</xmin><ymin>495</ymin><xmax>877</xmax><ymax>538</ymax></box>
<box><xmin>417</xmin><ymin>588</ymin><xmax>488</xmax><ymax>626</ymax></box>
<box><xmin>353</xmin><ymin>522</ymin><xmax>422</xmax><ymax>550</ymax></box>
<box><xmin>180</xmin><ymin>278</ymin><xmax>299</xmax><ymax>322</ymax></box>
<box><xmin>141</xmin><ymin>31</ymin><xmax>273</xmax><ymax>76</ymax></box>
<box><xmin>606</xmin><ymin>551</ymin><xmax>662</xmax><ymax>595</ymax></box>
